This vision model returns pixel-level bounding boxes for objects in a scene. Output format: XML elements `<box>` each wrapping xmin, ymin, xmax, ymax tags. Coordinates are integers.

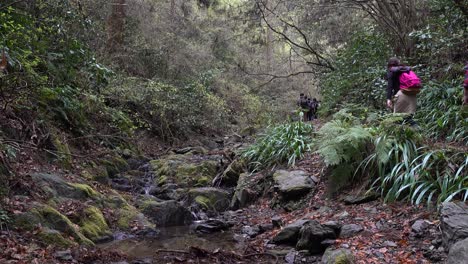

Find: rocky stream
<box><xmin>7</xmin><ymin>134</ymin><xmax>468</xmax><ymax>264</ymax></box>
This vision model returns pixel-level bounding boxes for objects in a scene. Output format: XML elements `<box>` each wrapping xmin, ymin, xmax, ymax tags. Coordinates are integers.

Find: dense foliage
<box><xmin>242</xmin><ymin>119</ymin><xmax>313</xmax><ymax>171</ymax></box>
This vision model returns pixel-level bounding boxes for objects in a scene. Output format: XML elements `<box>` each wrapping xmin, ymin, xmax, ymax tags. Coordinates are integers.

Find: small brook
<box><xmin>99</xmin><ymin>225</ymin><xmax>245</xmax><ymax>259</ymax></box>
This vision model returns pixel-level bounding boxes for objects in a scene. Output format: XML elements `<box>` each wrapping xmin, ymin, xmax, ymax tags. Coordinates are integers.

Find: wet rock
<box><xmin>219</xmin><ymin>160</ymin><xmax>244</xmax><ymax>187</ymax></box>
<box><xmin>411</xmin><ymin>219</ymin><xmax>431</xmax><ymax>237</ymax></box>
<box><xmin>193</xmin><ymin>219</ymin><xmax>231</xmax><ymax>233</ymax></box>
<box><xmin>273</xmin><ymin>170</ymin><xmax>315</xmax><ymax>200</ymax></box>
<box><xmin>339</xmin><ymin>224</ymin><xmax>363</xmax><ymax>238</ymax></box>
<box><xmin>343</xmin><ymin>191</ymin><xmax>378</xmax><ymax>205</ymax></box>
<box><xmin>447</xmin><ymin>238</ymin><xmax>468</xmax><ymax>264</ymax></box>
<box><xmin>135</xmin><ymin>227</ymin><xmax>160</xmax><ymax>237</ymax></box>
<box><xmin>140</xmin><ymin>200</ymin><xmax>193</xmax><ymax>226</ymax></box>
<box><xmin>230</xmin><ymin>173</ymin><xmax>257</xmax><ymax>209</ymax></box>
<box><xmin>323</xmin><ymin>221</ymin><xmax>342</xmax><ymax>236</ymax></box>
<box><xmin>296</xmin><ymin>220</ymin><xmax>337</xmax><ymax>254</ymax></box>
<box><xmin>259</xmin><ymin>223</ymin><xmax>274</xmax><ymax>232</ymax></box>
<box><xmin>441</xmin><ymin>202</ymin><xmax>468</xmax><ymax>249</ymax></box>
<box><xmin>188</xmin><ymin>187</ymin><xmax>231</xmax><ymax>212</ymax></box>
<box><xmin>241</xmin><ymin>225</ymin><xmax>261</xmax><ymax>238</ymax></box>
<box><xmin>321</xmin><ymin>248</ymin><xmax>355</xmax><ymax>264</ymax></box>
<box><xmin>54</xmin><ymin>250</ymin><xmax>73</xmax><ymax>261</ymax></box>
<box><xmin>272</xmin><ymin>219</ymin><xmax>311</xmax><ymax>245</ymax></box>
<box><xmin>272</xmin><ymin>216</ymin><xmax>283</xmax><ymax>228</ymax></box>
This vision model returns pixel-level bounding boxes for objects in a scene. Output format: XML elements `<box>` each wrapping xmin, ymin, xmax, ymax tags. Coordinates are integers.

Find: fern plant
<box><xmin>242</xmin><ymin>120</ymin><xmax>314</xmax><ymax>171</ymax></box>
<box><xmin>315</xmin><ymin>119</ymin><xmax>373</xmax><ymax>192</ymax></box>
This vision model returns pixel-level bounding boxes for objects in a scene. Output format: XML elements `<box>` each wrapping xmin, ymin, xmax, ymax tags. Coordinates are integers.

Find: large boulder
<box><xmin>188</xmin><ymin>187</ymin><xmax>231</xmax><ymax>212</ymax></box>
<box><xmin>273</xmin><ymin>170</ymin><xmax>315</xmax><ymax>200</ymax></box>
<box><xmin>321</xmin><ymin>248</ymin><xmax>355</xmax><ymax>264</ymax></box>
<box><xmin>339</xmin><ymin>224</ymin><xmax>363</xmax><ymax>238</ymax></box>
<box><xmin>31</xmin><ymin>173</ymin><xmax>99</xmax><ymax>200</ymax></box>
<box><xmin>447</xmin><ymin>238</ymin><xmax>468</xmax><ymax>264</ymax></box>
<box><xmin>150</xmin><ymin>154</ymin><xmax>219</xmax><ymax>188</ymax></box>
<box><xmin>14</xmin><ymin>204</ymin><xmax>93</xmax><ymax>246</ymax></box>
<box><xmin>230</xmin><ymin>173</ymin><xmax>257</xmax><ymax>209</ymax></box>
<box><xmin>296</xmin><ymin>220</ymin><xmax>337</xmax><ymax>253</ymax></box>
<box><xmin>440</xmin><ymin>202</ymin><xmax>468</xmax><ymax>249</ymax></box>
<box><xmin>78</xmin><ymin>206</ymin><xmax>112</xmax><ymax>242</ymax></box>
<box><xmin>140</xmin><ymin>200</ymin><xmax>193</xmax><ymax>226</ymax></box>
<box><xmin>219</xmin><ymin>159</ymin><xmax>244</xmax><ymax>187</ymax></box>
<box><xmin>272</xmin><ymin>219</ymin><xmax>311</xmax><ymax>245</ymax></box>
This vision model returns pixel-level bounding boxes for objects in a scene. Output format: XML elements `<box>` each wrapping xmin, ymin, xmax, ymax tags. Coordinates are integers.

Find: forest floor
<box><xmin>0</xmin><ymin>120</ymin><xmax>447</xmax><ymax>264</ymax></box>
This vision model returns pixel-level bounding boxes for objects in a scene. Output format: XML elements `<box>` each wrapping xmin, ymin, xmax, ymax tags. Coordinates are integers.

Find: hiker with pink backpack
<box><xmin>386</xmin><ymin>57</ymin><xmax>422</xmax><ymax>125</ymax></box>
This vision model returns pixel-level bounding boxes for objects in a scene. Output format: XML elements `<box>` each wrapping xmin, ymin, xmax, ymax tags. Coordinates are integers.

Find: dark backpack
<box><xmin>300</xmin><ymin>98</ymin><xmax>308</xmax><ymax>108</ymax></box>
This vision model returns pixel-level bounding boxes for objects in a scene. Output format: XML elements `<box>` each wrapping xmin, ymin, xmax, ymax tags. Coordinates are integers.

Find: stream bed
<box><xmin>99</xmin><ymin>225</ymin><xmax>246</xmax><ymax>260</ymax></box>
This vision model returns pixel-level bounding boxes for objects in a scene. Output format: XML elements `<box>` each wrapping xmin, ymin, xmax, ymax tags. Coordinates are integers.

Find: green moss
<box><xmin>33</xmin><ymin>205</ymin><xmax>94</xmax><ymax>246</ymax></box>
<box><xmin>100</xmin><ymin>155</ymin><xmax>129</xmax><ymax>177</ymax></box>
<box><xmin>79</xmin><ymin>206</ymin><xmax>111</xmax><ymax>242</ymax></box>
<box><xmin>196</xmin><ymin>176</ymin><xmax>210</xmax><ymax>187</ymax></box>
<box><xmin>52</xmin><ymin>136</ymin><xmax>72</xmax><ymax>169</ymax></box>
<box><xmin>158</xmin><ymin>176</ymin><xmax>168</xmax><ymax>186</ymax></box>
<box><xmin>194</xmin><ymin>195</ymin><xmax>213</xmax><ymax>210</ymax></box>
<box><xmin>68</xmin><ymin>183</ymin><xmax>99</xmax><ymax>198</ymax></box>
<box><xmin>116</xmin><ymin>205</ymin><xmax>140</xmax><ymax>230</ymax></box>
<box><xmin>38</xmin><ymin>228</ymin><xmax>75</xmax><ymax>247</ymax></box>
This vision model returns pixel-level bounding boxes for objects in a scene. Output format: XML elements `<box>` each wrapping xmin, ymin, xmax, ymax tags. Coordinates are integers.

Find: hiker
<box><xmin>310</xmin><ymin>98</ymin><xmax>318</xmax><ymax>119</ymax></box>
<box><xmin>306</xmin><ymin>97</ymin><xmax>312</xmax><ymax>121</ymax></box>
<box><xmin>386</xmin><ymin>57</ymin><xmax>421</xmax><ymax>125</ymax></box>
<box><xmin>463</xmin><ymin>63</ymin><xmax>468</xmax><ymax>105</ymax></box>
<box><xmin>297</xmin><ymin>93</ymin><xmax>309</xmax><ymax>121</ymax></box>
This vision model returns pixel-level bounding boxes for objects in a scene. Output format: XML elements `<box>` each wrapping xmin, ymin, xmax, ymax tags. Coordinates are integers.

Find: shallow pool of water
<box><xmin>100</xmin><ymin>226</ymin><xmax>245</xmax><ymax>259</ymax></box>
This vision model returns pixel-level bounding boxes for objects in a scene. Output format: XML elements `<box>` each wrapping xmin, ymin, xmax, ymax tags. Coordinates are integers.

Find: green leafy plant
<box><xmin>242</xmin><ymin>120</ymin><xmax>314</xmax><ymax>171</ymax></box>
<box><xmin>314</xmin><ymin>118</ymin><xmax>373</xmax><ymax>192</ymax></box>
<box><xmin>0</xmin><ymin>209</ymin><xmax>9</xmax><ymax>230</ymax></box>
<box><xmin>379</xmin><ymin>149</ymin><xmax>468</xmax><ymax>206</ymax></box>
<box><xmin>416</xmin><ymin>81</ymin><xmax>467</xmax><ymax>143</ymax></box>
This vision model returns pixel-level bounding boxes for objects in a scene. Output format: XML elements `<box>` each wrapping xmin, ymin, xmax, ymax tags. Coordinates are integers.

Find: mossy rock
<box><xmin>188</xmin><ymin>187</ymin><xmax>231</xmax><ymax>212</ymax></box>
<box><xmin>150</xmin><ymin>155</ymin><xmax>218</xmax><ymax>187</ymax></box>
<box><xmin>82</xmin><ymin>166</ymin><xmax>109</xmax><ymax>184</ymax></box>
<box><xmin>68</xmin><ymin>183</ymin><xmax>99</xmax><ymax>198</ymax></box>
<box><xmin>174</xmin><ymin>160</ymin><xmax>218</xmax><ymax>187</ymax></box>
<box><xmin>14</xmin><ymin>204</ymin><xmax>94</xmax><ymax>246</ymax></box>
<box><xmin>116</xmin><ymin>204</ymin><xmax>150</xmax><ymax>230</ymax></box>
<box><xmin>321</xmin><ymin>248</ymin><xmax>355</xmax><ymax>264</ymax></box>
<box><xmin>140</xmin><ymin>200</ymin><xmax>193</xmax><ymax>226</ymax></box>
<box><xmin>100</xmin><ymin>155</ymin><xmax>129</xmax><ymax>177</ymax></box>
<box><xmin>31</xmin><ymin>173</ymin><xmax>100</xmax><ymax>201</ymax></box>
<box><xmin>38</xmin><ymin>228</ymin><xmax>75</xmax><ymax>248</ymax></box>
<box><xmin>220</xmin><ymin>159</ymin><xmax>245</xmax><ymax>187</ymax></box>
<box><xmin>79</xmin><ymin>206</ymin><xmax>111</xmax><ymax>242</ymax></box>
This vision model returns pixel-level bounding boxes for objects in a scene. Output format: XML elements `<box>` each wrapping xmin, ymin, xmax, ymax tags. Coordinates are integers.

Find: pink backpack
<box><xmin>399</xmin><ymin>70</ymin><xmax>422</xmax><ymax>95</ymax></box>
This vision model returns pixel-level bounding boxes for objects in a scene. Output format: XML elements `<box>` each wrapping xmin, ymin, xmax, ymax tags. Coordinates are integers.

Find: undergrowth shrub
<box><xmin>416</xmin><ymin>81</ymin><xmax>467</xmax><ymax>143</ymax></box>
<box><xmin>105</xmin><ymin>77</ymin><xmax>229</xmax><ymax>140</ymax></box>
<box><xmin>242</xmin><ymin>120</ymin><xmax>314</xmax><ymax>171</ymax></box>
<box><xmin>315</xmin><ymin>118</ymin><xmax>373</xmax><ymax>193</ymax></box>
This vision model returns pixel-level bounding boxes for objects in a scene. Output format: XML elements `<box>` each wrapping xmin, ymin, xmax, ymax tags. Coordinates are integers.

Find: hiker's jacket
<box><xmin>464</xmin><ymin>64</ymin><xmax>468</xmax><ymax>88</ymax></box>
<box><xmin>387</xmin><ymin>66</ymin><xmax>411</xmax><ymax>100</ymax></box>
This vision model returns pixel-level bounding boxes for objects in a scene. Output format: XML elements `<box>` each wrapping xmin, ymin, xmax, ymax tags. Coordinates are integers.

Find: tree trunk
<box><xmin>107</xmin><ymin>0</ymin><xmax>126</xmax><ymax>53</ymax></box>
